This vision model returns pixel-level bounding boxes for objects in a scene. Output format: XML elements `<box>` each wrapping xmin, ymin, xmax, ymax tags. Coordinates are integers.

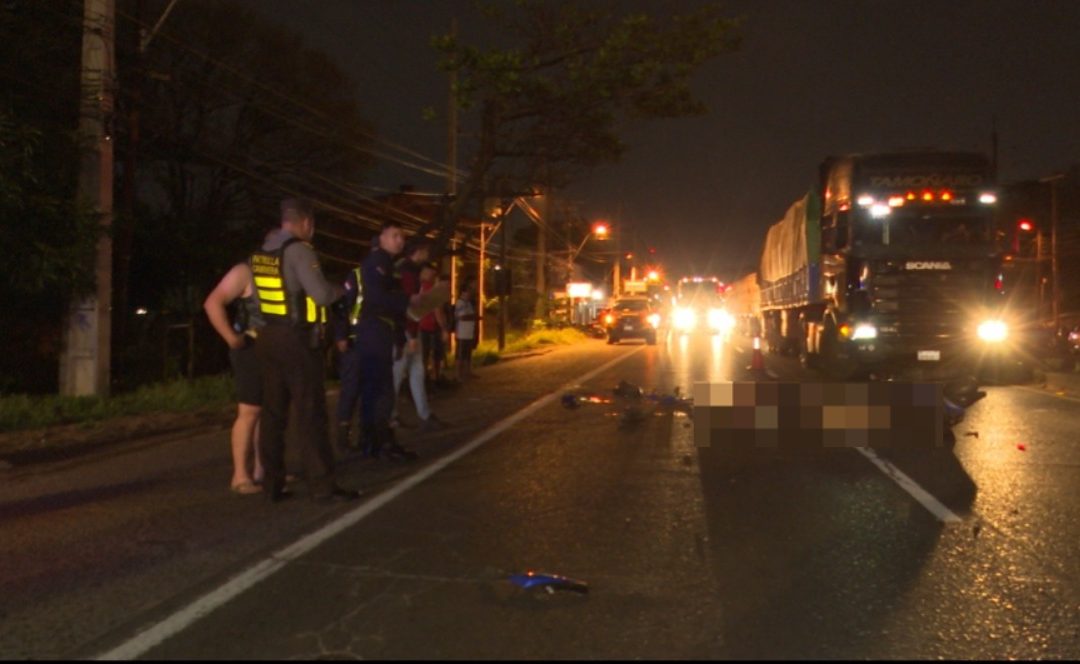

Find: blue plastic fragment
<box><xmin>943</xmin><ymin>397</ymin><xmax>965</xmax><ymax>426</ymax></box>
<box><xmin>508</xmin><ymin>571</ymin><xmax>589</xmax><ymax>594</ymax></box>
<box><xmin>561</xmin><ymin>393</ymin><xmax>580</xmax><ymax>409</ymax></box>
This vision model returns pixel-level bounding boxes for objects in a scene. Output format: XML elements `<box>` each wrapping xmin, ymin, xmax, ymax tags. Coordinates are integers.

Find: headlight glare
<box><xmin>851</xmin><ymin>323</ymin><xmax>878</xmax><ymax>340</ymax></box>
<box><xmin>977</xmin><ymin>319</ymin><xmax>1008</xmax><ymax>343</ymax></box>
<box><xmin>673</xmin><ymin>308</ymin><xmax>696</xmax><ymax>331</ymax></box>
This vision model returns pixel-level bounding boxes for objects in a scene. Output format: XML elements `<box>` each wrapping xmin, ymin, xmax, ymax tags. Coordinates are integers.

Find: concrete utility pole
<box><xmin>60</xmin><ymin>0</ymin><xmax>116</xmax><ymax>397</ymax></box>
<box><xmin>498</xmin><ymin>204</ymin><xmax>509</xmax><ymax>351</ymax></box>
<box><xmin>446</xmin><ymin>17</ymin><xmax>458</xmax><ymax>307</ymax></box>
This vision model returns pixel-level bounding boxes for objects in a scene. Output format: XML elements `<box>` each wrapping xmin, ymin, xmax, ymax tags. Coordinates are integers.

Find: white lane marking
<box><xmin>96</xmin><ymin>345</ymin><xmax>645</xmax><ymax>660</ymax></box>
<box><xmin>854</xmin><ymin>447</ymin><xmax>961</xmax><ymax>523</ymax></box>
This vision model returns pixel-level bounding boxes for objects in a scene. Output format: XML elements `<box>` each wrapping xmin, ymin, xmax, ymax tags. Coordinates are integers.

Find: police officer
<box><xmin>251</xmin><ymin>198</ymin><xmax>360</xmax><ymax>504</ymax></box>
<box><xmin>357</xmin><ymin>219</ymin><xmax>422</xmax><ymax>461</ymax></box>
<box><xmin>332</xmin><ymin>263</ymin><xmax>364</xmax><ymax>451</ymax></box>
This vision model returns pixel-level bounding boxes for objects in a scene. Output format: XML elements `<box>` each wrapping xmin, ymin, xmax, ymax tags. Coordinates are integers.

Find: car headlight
<box><xmin>647</xmin><ymin>313</ymin><xmax>661</xmax><ymax>328</ymax></box>
<box><xmin>603</xmin><ymin>314</ymin><xmax>614</xmax><ymax>326</ymax></box>
<box><xmin>707</xmin><ymin>308</ymin><xmax>735</xmax><ymax>331</ymax></box>
<box><xmin>673</xmin><ymin>308</ymin><xmax>696</xmax><ymax>331</ymax></box>
<box><xmin>977</xmin><ymin>319</ymin><xmax>1008</xmax><ymax>343</ymax></box>
<box><xmin>851</xmin><ymin>323</ymin><xmax>877</xmax><ymax>340</ymax></box>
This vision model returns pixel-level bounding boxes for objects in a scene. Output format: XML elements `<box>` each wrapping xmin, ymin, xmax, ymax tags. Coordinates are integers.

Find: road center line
<box><xmin>854</xmin><ymin>446</ymin><xmax>961</xmax><ymax>523</ymax></box>
<box><xmin>95</xmin><ymin>344</ymin><xmax>644</xmax><ymax>661</ymax></box>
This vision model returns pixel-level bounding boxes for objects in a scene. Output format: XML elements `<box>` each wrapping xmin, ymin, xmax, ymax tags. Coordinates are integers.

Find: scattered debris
<box><xmin>613</xmin><ymin>380</ymin><xmax>644</xmax><ymax>399</ymax></box>
<box><xmin>964</xmin><ymin>431</ymin><xmax>979</xmax><ymax>438</ymax></box>
<box><xmin>561</xmin><ymin>392</ymin><xmax>613</xmax><ymax>409</ymax></box>
<box><xmin>508</xmin><ymin>571</ymin><xmax>589</xmax><ymax>595</ymax></box>
<box><xmin>943</xmin><ymin>397</ymin><xmax>966</xmax><ymax>427</ymax></box>
<box><xmin>1016</xmin><ymin>443</ymin><xmax>1027</xmax><ymax>452</ymax></box>
<box><xmin>972</xmin><ymin>522</ymin><xmax>982</xmax><ymax>539</ymax></box>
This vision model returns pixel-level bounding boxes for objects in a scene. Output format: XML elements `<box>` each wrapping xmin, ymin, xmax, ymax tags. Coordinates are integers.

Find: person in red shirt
<box><xmin>419</xmin><ymin>269</ymin><xmax>451</xmax><ymax>387</ymax></box>
<box><xmin>391</xmin><ymin>241</ymin><xmax>447</xmax><ymax>432</ymax></box>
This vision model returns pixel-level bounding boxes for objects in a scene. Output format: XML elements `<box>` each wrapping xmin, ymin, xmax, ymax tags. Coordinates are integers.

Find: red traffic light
<box><xmin>1017</xmin><ymin>218</ymin><xmax>1034</xmax><ymax>232</ymax></box>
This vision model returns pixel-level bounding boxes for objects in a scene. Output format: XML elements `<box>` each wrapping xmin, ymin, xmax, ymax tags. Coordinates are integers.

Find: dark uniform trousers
<box><xmin>357</xmin><ymin>318</ymin><xmax>396</xmax><ymax>451</ymax></box>
<box><xmin>336</xmin><ymin>340</ymin><xmax>363</xmax><ymax>426</ymax></box>
<box><xmin>256</xmin><ymin>323</ymin><xmax>336</xmax><ymax>494</ymax></box>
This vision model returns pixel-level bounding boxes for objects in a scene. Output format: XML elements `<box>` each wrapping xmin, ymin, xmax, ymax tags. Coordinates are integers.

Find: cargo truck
<box><xmin>755</xmin><ymin>151</ymin><xmax>1010</xmax><ymax>380</ymax></box>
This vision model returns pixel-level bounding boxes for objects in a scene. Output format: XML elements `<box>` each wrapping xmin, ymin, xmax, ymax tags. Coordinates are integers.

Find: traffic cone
<box><xmin>747</xmin><ymin>335</ymin><xmax>767</xmax><ymax>378</ymax></box>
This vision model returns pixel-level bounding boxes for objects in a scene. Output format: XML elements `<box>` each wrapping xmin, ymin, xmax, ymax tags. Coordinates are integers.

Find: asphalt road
<box><xmin>1</xmin><ymin>333</ymin><xmax>1077</xmax><ymax>659</ymax></box>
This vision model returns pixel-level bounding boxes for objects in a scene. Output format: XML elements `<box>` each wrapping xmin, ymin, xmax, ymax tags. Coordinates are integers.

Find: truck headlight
<box><xmin>673</xmin><ymin>308</ymin><xmax>696</xmax><ymax>331</ymax></box>
<box><xmin>977</xmin><ymin>319</ymin><xmax>1008</xmax><ymax>343</ymax></box>
<box><xmin>647</xmin><ymin>313</ymin><xmax>661</xmax><ymax>328</ymax></box>
<box><xmin>851</xmin><ymin>323</ymin><xmax>878</xmax><ymax>340</ymax></box>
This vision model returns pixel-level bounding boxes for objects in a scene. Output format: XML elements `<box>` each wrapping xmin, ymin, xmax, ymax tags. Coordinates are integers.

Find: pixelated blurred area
<box><xmin>693</xmin><ymin>382</ymin><xmax>942</xmax><ymax>451</ymax></box>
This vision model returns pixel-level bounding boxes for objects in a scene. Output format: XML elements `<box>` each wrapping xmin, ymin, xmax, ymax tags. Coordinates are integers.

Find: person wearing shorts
<box><xmin>204</xmin><ymin>260</ymin><xmax>265</xmax><ymax>495</ymax></box>
<box><xmin>454</xmin><ymin>277</ymin><xmax>479</xmax><ymax>382</ymax></box>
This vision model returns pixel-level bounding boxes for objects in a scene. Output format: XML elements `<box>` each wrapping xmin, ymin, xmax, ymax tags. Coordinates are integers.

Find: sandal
<box><xmin>230</xmin><ymin>481</ymin><xmax>261</xmax><ymax>495</ymax></box>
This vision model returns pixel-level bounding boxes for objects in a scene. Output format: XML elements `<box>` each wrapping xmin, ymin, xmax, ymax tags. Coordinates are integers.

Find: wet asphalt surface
<box><xmin>1</xmin><ymin>333</ymin><xmax>1078</xmax><ymax>659</ymax></box>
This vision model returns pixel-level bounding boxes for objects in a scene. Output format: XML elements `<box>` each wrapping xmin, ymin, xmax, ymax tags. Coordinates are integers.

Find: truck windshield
<box><xmin>615</xmin><ymin>299</ymin><xmax>649</xmax><ymax>311</ymax></box>
<box><xmin>677</xmin><ymin>282</ymin><xmax>721</xmax><ymax>306</ymax></box>
<box><xmin>853</xmin><ymin>209</ymin><xmax>991</xmax><ymax>248</ymax></box>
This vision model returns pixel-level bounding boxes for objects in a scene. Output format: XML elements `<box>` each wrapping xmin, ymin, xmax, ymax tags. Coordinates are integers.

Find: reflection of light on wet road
<box><xmin>665</xmin><ymin>331</ymin><xmax>734</xmax><ymax>387</ymax></box>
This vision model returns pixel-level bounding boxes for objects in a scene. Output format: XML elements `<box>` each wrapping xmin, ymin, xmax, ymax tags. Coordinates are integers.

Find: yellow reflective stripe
<box><xmin>254</xmin><ymin>276</ymin><xmax>282</xmax><ymax>289</ymax></box>
<box><xmin>306</xmin><ymin>298</ymin><xmax>316</xmax><ymax>323</ymax></box>
<box><xmin>320</xmin><ymin>307</ymin><xmax>327</xmax><ymax>323</ymax></box>
<box><xmin>257</xmin><ymin>289</ymin><xmax>285</xmax><ymax>302</ymax></box>
<box><xmin>261</xmin><ymin>303</ymin><xmax>287</xmax><ymax>315</ymax></box>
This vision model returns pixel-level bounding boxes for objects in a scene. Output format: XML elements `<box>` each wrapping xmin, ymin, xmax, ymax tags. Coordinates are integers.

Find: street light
<box><xmin>567</xmin><ymin>222</ymin><xmax>612</xmax><ymax>267</ymax></box>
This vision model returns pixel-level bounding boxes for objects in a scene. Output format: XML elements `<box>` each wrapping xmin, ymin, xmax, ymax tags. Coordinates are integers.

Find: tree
<box><xmin>111</xmin><ymin>0</ymin><xmax>375</xmax><ymax>383</ymax></box>
<box><xmin>427</xmin><ymin>0</ymin><xmax>741</xmax><ymax>252</ymax></box>
<box><xmin>128</xmin><ymin>0</ymin><xmax>375</xmax><ymax>314</ymax></box>
<box><xmin>0</xmin><ymin>2</ymin><xmax>101</xmax><ymax>393</ymax></box>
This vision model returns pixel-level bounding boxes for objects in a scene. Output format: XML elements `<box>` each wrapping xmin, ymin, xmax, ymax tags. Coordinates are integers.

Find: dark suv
<box><xmin>604</xmin><ymin>297</ymin><xmax>661</xmax><ymax>345</ymax></box>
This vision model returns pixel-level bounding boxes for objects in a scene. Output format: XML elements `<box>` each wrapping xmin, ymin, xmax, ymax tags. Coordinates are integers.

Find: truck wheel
<box><xmin>819</xmin><ymin>320</ymin><xmax>858</xmax><ymax>380</ymax></box>
<box><xmin>798</xmin><ymin>321</ymin><xmax>818</xmax><ymax>369</ymax></box>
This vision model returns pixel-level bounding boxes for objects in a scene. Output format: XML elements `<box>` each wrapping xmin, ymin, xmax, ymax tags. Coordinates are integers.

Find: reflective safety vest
<box><xmin>349</xmin><ymin>267</ymin><xmax>363</xmax><ymax>327</ymax></box>
<box><xmin>250</xmin><ymin>238</ymin><xmax>327</xmax><ymax>328</ymax></box>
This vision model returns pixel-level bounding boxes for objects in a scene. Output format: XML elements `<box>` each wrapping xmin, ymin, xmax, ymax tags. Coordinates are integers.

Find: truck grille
<box><xmin>870</xmin><ymin>261</ymin><xmax>989</xmax><ymax>349</ymax></box>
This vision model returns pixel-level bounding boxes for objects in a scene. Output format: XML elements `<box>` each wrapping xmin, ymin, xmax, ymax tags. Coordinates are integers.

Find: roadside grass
<box><xmin>0</xmin><ymin>328</ymin><xmax>589</xmax><ymax>432</ymax></box>
<box><xmin>473</xmin><ymin>327</ymin><xmax>587</xmax><ymax>366</ymax></box>
<box><xmin>0</xmin><ymin>374</ymin><xmax>235</xmax><ymax>433</ymax></box>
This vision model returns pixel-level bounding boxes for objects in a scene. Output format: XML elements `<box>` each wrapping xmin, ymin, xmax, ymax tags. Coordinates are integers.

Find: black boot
<box><xmin>379</xmin><ymin>425</ymin><xmax>418</xmax><ymax>462</ymax></box>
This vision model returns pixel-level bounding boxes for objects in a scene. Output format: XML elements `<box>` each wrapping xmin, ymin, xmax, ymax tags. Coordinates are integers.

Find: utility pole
<box><xmin>60</xmin><ymin>0</ymin><xmax>116</xmax><ymax>397</ymax></box>
<box><xmin>1041</xmin><ymin>173</ymin><xmax>1065</xmax><ymax>330</ymax></box>
<box><xmin>535</xmin><ymin>187</ymin><xmax>547</xmax><ymax>320</ymax></box>
<box><xmin>498</xmin><ymin>203</ymin><xmax>509</xmax><ymax>351</ymax></box>
<box><xmin>114</xmin><ymin>0</ymin><xmax>180</xmax><ymax>362</ymax></box>
<box><xmin>478</xmin><ymin>221</ymin><xmax>486</xmax><ymax>344</ymax></box>
<box><xmin>446</xmin><ymin>18</ymin><xmax>458</xmax><ymax>307</ymax></box>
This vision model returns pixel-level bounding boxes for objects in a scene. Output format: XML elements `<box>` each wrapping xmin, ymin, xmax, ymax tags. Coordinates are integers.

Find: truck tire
<box><xmin>818</xmin><ymin>318</ymin><xmax>858</xmax><ymax>380</ymax></box>
<box><xmin>799</xmin><ymin>320</ymin><xmax>818</xmax><ymax>370</ymax></box>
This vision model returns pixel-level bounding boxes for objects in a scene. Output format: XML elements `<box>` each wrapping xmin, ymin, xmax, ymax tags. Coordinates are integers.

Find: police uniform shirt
<box><xmin>359</xmin><ymin>246</ymin><xmax>410</xmax><ymax>325</ymax></box>
<box><xmin>261</xmin><ymin>228</ymin><xmax>341</xmax><ymax>309</ymax></box>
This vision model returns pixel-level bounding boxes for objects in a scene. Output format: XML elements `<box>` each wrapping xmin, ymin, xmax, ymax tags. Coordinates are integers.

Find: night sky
<box><xmin>235</xmin><ymin>0</ymin><xmax>1080</xmax><ymax>280</ymax></box>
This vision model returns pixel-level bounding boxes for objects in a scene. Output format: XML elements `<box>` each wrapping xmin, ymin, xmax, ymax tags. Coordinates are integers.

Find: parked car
<box><xmin>603</xmin><ymin>297</ymin><xmax>661</xmax><ymax>345</ymax></box>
